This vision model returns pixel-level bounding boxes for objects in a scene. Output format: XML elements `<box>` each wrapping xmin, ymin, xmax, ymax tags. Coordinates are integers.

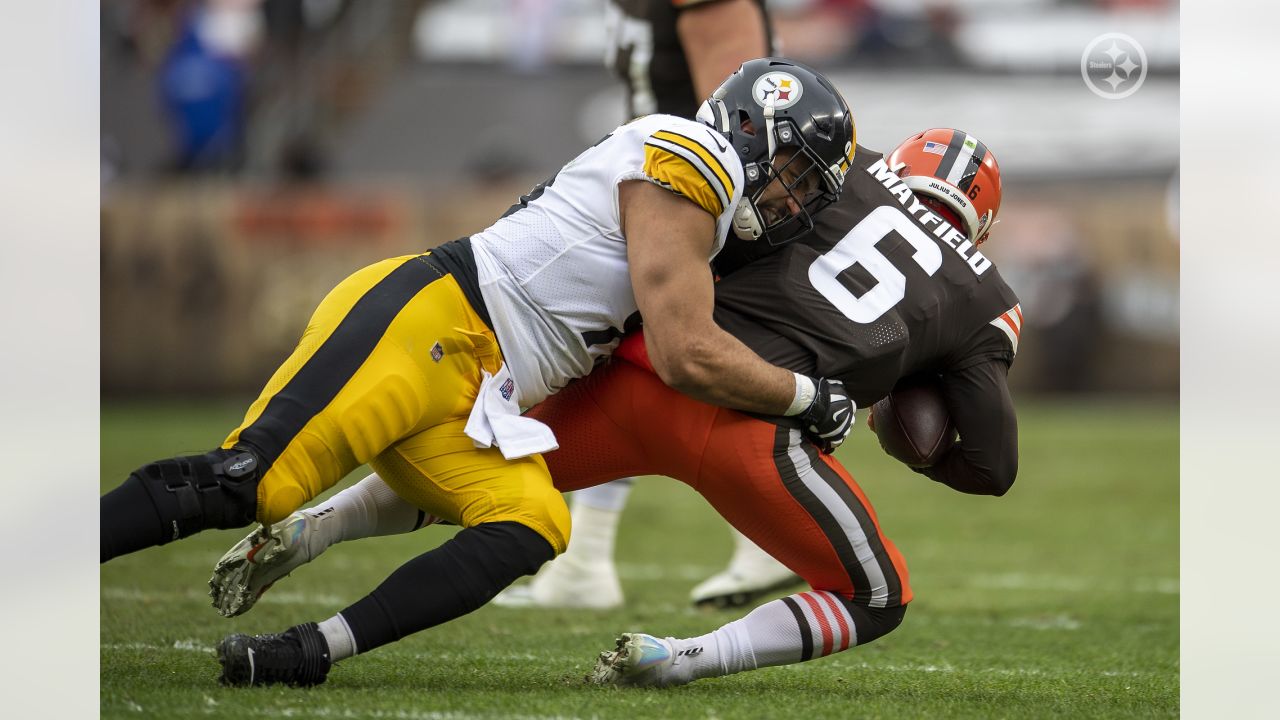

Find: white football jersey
<box><xmin>469</xmin><ymin>114</ymin><xmax>744</xmax><ymax>407</ymax></box>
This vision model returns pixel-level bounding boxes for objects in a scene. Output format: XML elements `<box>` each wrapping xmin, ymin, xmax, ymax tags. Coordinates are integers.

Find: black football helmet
<box><xmin>697</xmin><ymin>57</ymin><xmax>856</xmax><ymax>246</ymax></box>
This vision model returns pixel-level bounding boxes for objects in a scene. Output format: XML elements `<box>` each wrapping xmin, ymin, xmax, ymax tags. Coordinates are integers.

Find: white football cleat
<box><xmin>493</xmin><ymin>554</ymin><xmax>623</xmax><ymax>609</ymax></box>
<box><xmin>590</xmin><ymin>633</ymin><xmax>691</xmax><ymax>687</ymax></box>
<box><xmin>209</xmin><ymin>512</ymin><xmax>321</xmax><ymax>618</ymax></box>
<box><xmin>690</xmin><ymin>534</ymin><xmax>802</xmax><ymax>609</ymax></box>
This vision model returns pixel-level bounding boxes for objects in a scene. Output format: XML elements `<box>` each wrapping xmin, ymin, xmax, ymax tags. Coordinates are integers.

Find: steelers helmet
<box><xmin>697</xmin><ymin>57</ymin><xmax>857</xmax><ymax>246</ymax></box>
<box><xmin>886</xmin><ymin>128</ymin><xmax>1003</xmax><ymax>245</ymax></box>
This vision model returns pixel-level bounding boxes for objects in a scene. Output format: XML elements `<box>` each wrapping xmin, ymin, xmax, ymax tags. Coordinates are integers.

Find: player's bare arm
<box><xmin>620</xmin><ymin>179</ymin><xmax>795</xmax><ymax>414</ymax></box>
<box><xmin>677</xmin><ymin>0</ymin><xmax>769</xmax><ymax>101</ymax></box>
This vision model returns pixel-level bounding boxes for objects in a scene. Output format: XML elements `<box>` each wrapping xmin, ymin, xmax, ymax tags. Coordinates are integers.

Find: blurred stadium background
<box><xmin>101</xmin><ymin>0</ymin><xmax>1178</xmax><ymax>400</ymax></box>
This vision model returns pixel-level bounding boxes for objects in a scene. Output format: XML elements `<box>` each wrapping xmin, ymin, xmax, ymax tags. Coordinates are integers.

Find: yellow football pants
<box><xmin>221</xmin><ymin>254</ymin><xmax>570</xmax><ymax>553</ymax></box>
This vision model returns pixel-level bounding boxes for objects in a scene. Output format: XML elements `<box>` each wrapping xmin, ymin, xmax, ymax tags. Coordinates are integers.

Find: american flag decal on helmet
<box><xmin>989</xmin><ymin>304</ymin><xmax>1024</xmax><ymax>354</ymax></box>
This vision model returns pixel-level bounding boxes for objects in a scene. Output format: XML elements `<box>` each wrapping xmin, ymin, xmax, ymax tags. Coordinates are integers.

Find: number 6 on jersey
<box><xmin>808</xmin><ymin>206</ymin><xmax>944</xmax><ymax>324</ymax></box>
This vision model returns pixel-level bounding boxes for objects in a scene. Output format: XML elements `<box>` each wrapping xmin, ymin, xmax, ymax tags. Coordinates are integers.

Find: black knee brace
<box><xmin>841</xmin><ymin>600</ymin><xmax>908</xmax><ymax>647</ymax></box>
<box><xmin>131</xmin><ymin>447</ymin><xmax>263</xmax><ymax>543</ymax></box>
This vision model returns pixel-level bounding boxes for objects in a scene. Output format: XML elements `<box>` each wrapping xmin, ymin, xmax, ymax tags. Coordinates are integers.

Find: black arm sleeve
<box><xmin>915</xmin><ymin>359</ymin><xmax>1018</xmax><ymax>496</ymax></box>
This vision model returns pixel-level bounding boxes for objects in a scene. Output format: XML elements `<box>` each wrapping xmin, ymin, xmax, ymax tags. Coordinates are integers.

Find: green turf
<box><xmin>101</xmin><ymin>398</ymin><xmax>1178</xmax><ymax>718</ymax></box>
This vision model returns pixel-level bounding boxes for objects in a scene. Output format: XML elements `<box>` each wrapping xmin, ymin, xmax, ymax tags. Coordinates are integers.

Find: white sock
<box><xmin>672</xmin><ymin>611</ymin><xmax>764</xmax><ymax>682</ymax></box>
<box><xmin>317</xmin><ymin>613</ymin><xmax>357</xmax><ymax>662</ymax></box>
<box><xmin>557</xmin><ymin>496</ymin><xmax>625</xmax><ymax>567</ymax></box>
<box><xmin>573</xmin><ymin>478</ymin><xmax>633</xmax><ymax>512</ymax></box>
<box><xmin>299</xmin><ymin>473</ymin><xmax>426</xmax><ymax>553</ymax></box>
<box><xmin>674</xmin><ymin>592</ymin><xmax>857</xmax><ymax>680</ymax></box>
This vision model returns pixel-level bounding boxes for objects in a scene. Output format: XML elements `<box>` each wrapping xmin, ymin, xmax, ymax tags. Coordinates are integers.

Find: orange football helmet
<box><xmin>886</xmin><ymin>129</ymin><xmax>1002</xmax><ymax>245</ymax></box>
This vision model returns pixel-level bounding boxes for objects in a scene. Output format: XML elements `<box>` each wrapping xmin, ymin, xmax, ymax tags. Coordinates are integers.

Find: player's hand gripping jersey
<box><xmin>711</xmin><ymin>145</ymin><xmax>1021</xmax><ymax>494</ymax></box>
<box><xmin>468</xmin><ymin>114</ymin><xmax>743</xmax><ymax>409</ymax></box>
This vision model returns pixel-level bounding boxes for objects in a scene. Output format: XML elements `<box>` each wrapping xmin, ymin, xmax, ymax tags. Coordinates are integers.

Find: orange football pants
<box><xmin>526</xmin><ymin>356</ymin><xmax>912</xmax><ymax>609</ymax></box>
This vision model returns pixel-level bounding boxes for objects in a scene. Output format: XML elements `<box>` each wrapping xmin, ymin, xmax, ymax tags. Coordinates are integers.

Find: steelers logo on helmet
<box><xmin>752</xmin><ymin>72</ymin><xmax>803</xmax><ymax>110</ymax></box>
<box><xmin>699</xmin><ymin>58</ymin><xmax>856</xmax><ymax>262</ymax></box>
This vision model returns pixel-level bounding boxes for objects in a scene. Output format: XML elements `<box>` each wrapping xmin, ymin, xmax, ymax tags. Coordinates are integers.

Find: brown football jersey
<box><xmin>713</xmin><ymin>146</ymin><xmax>1022</xmax><ymax>495</ymax></box>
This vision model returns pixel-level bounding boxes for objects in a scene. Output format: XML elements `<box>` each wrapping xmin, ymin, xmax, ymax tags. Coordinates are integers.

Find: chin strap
<box><xmin>732</xmin><ymin>201</ymin><xmax>764</xmax><ymax>241</ymax></box>
<box><xmin>763</xmin><ymin>102</ymin><xmax>777</xmax><ymax>161</ymax></box>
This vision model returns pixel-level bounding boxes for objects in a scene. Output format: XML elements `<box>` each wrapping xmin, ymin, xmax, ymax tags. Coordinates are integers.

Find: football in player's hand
<box><xmin>869</xmin><ymin>378</ymin><xmax>957</xmax><ymax>468</ymax></box>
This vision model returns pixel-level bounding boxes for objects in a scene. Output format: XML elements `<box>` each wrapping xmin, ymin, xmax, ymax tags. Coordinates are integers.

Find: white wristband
<box><xmin>784</xmin><ymin>373</ymin><xmax>817</xmax><ymax>416</ymax></box>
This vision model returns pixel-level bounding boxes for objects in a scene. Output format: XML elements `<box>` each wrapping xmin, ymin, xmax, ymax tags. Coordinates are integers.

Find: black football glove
<box><xmin>798</xmin><ymin>377</ymin><xmax>855</xmax><ymax>453</ymax></box>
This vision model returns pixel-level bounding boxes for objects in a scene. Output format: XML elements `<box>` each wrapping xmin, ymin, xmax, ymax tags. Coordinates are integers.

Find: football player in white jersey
<box><xmin>99</xmin><ymin>58</ymin><xmax>858</xmax><ymax>687</ymax></box>
<box><xmin>497</xmin><ymin>0</ymin><xmax>799</xmax><ymax>614</ymax></box>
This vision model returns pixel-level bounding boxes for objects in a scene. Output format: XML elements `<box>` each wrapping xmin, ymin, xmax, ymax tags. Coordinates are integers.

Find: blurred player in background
<box><xmin>496</xmin><ymin>0</ymin><xmax>803</xmax><ymax>613</ymax></box>
<box><xmin>211</xmin><ymin>127</ymin><xmax>1021</xmax><ymax>688</ymax></box>
<box><xmin>99</xmin><ymin>58</ymin><xmax>859</xmax><ymax>686</ymax></box>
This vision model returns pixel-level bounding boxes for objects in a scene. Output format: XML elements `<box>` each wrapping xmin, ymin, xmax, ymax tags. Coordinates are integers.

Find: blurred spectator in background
<box><xmin>159</xmin><ymin>1</ymin><xmax>262</xmax><ymax>173</ymax></box>
<box><xmin>992</xmin><ymin>205</ymin><xmax>1104</xmax><ymax>394</ymax></box>
<box><xmin>512</xmin><ymin>0</ymin><xmax>562</xmax><ymax>73</ymax></box>
<box><xmin>850</xmin><ymin>0</ymin><xmax>961</xmax><ymax>66</ymax></box>
<box><xmin>770</xmin><ymin>0</ymin><xmax>959</xmax><ymax>67</ymax></box>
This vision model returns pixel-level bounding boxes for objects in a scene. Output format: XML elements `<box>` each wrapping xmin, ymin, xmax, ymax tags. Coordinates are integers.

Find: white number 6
<box><xmin>807</xmin><ymin>206</ymin><xmax>943</xmax><ymax>323</ymax></box>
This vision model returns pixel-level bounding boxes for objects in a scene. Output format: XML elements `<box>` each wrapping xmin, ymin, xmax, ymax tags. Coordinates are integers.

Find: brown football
<box><xmin>870</xmin><ymin>378</ymin><xmax>957</xmax><ymax>468</ymax></box>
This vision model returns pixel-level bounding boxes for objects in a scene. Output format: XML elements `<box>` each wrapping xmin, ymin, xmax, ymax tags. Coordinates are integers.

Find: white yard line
<box><xmin>110</xmin><ymin>704</ymin><xmax>587</xmax><ymax>720</ymax></box>
<box><xmin>101</xmin><ymin>586</ymin><xmax>347</xmax><ymax>606</ymax></box>
<box><xmin>814</xmin><ymin>660</ymin><xmax>1170</xmax><ymax>679</ymax></box>
<box><xmin>103</xmin><ymin>639</ymin><xmax>215</xmax><ymax>653</ymax></box>
<box><xmin>100</xmin><ymin>641</ymin><xmax>579</xmax><ymax>664</ymax></box>
<box><xmin>240</xmin><ymin>709</ymin><xmax>587</xmax><ymax>720</ymax></box>
<box><xmin>966</xmin><ymin>573</ymin><xmax>1179</xmax><ymax>595</ymax></box>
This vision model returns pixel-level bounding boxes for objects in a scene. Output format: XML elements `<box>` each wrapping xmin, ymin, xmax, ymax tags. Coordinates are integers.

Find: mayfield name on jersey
<box><xmin>864</xmin><ymin>158</ymin><xmax>992</xmax><ymax>276</ymax></box>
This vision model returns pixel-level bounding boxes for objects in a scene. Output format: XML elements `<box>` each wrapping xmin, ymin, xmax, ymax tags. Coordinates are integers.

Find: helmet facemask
<box><xmin>732</xmin><ymin>113</ymin><xmax>842</xmax><ymax>246</ymax></box>
<box><xmin>698</xmin><ymin>58</ymin><xmax>856</xmax><ymax>248</ymax></box>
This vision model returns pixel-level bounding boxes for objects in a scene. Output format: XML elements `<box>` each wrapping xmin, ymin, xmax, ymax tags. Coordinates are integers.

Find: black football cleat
<box><xmin>217</xmin><ymin>621</ymin><xmax>332</xmax><ymax>687</ymax></box>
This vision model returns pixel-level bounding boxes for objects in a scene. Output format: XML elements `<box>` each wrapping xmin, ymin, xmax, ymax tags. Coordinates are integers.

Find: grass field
<box><xmin>101</xmin><ymin>398</ymin><xmax>1178</xmax><ymax>719</ymax></box>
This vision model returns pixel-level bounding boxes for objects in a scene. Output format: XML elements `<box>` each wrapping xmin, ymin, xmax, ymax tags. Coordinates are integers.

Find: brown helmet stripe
<box><xmin>958</xmin><ymin>139</ymin><xmax>989</xmax><ymax>192</ymax></box>
<box><xmin>934</xmin><ymin>129</ymin><xmax>966</xmax><ymax>182</ymax></box>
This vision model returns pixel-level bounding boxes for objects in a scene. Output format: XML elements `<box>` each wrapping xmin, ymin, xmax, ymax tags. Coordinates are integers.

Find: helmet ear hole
<box><xmin>737</xmin><ymin>110</ymin><xmax>756</xmax><ymax>136</ymax></box>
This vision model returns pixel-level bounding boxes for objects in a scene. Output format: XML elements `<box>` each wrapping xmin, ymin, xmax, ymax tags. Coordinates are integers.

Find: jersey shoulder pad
<box><xmin>641</xmin><ymin>116</ymin><xmax>740</xmax><ymax>218</ymax></box>
<box><xmin>988</xmin><ymin>303</ymin><xmax>1024</xmax><ymax>356</ymax></box>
